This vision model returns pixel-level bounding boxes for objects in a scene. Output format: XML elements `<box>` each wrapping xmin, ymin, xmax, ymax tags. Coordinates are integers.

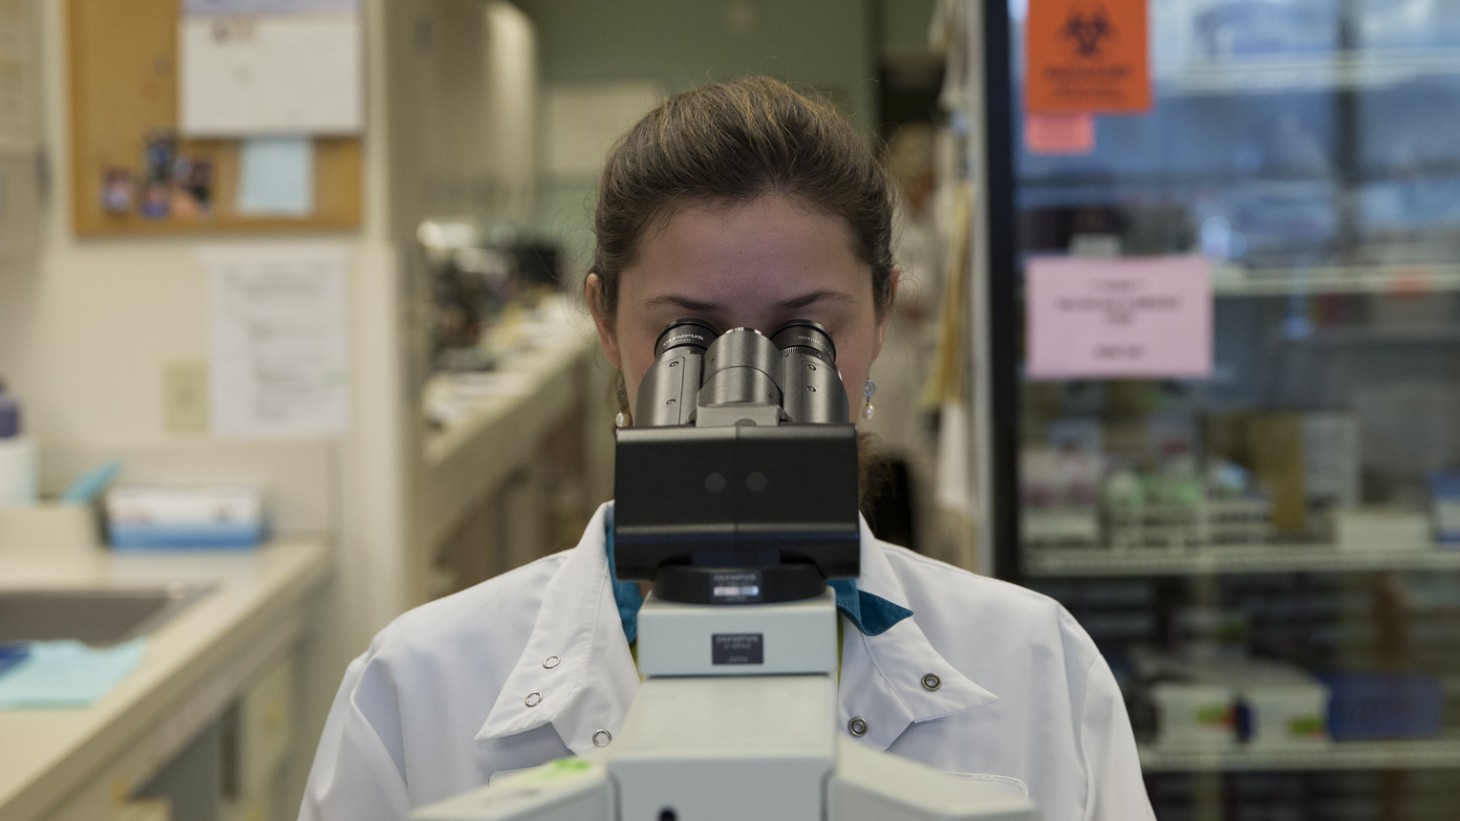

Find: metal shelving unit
<box><xmin>1210</xmin><ymin>263</ymin><xmax>1460</xmax><ymax>296</ymax></box>
<box><xmin>1163</xmin><ymin>50</ymin><xmax>1460</xmax><ymax>95</ymax></box>
<box><xmin>1140</xmin><ymin>730</ymin><xmax>1460</xmax><ymax>773</ymax></box>
<box><xmin>1026</xmin><ymin>545</ymin><xmax>1460</xmax><ymax>578</ymax></box>
<box><xmin>981</xmin><ymin>1</ymin><xmax>1460</xmax><ymax>815</ymax></box>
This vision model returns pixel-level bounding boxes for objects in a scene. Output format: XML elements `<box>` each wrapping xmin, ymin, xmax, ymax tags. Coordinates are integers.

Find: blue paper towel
<box><xmin>0</xmin><ymin>639</ymin><xmax>146</xmax><ymax>709</ymax></box>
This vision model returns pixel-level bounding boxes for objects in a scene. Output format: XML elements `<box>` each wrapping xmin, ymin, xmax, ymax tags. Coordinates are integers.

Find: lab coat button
<box><xmin>592</xmin><ymin>729</ymin><xmax>612</xmax><ymax>747</ymax></box>
<box><xmin>847</xmin><ymin>717</ymin><xmax>868</xmax><ymax>737</ymax></box>
<box><xmin>543</xmin><ymin>655</ymin><xmax>561</xmax><ymax>669</ymax></box>
<box><xmin>524</xmin><ymin>692</ymin><xmax>543</xmax><ymax>708</ymax></box>
<box><xmin>921</xmin><ymin>673</ymin><xmax>942</xmax><ymax>692</ymax></box>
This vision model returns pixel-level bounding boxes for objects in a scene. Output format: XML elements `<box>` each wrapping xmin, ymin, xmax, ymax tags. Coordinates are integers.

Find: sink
<box><xmin>0</xmin><ymin>583</ymin><xmax>217</xmax><ymax>647</ymax></box>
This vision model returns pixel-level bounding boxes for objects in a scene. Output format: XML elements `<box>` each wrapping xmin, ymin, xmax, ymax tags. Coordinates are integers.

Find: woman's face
<box><xmin>588</xmin><ymin>194</ymin><xmax>893</xmax><ymax>422</ymax></box>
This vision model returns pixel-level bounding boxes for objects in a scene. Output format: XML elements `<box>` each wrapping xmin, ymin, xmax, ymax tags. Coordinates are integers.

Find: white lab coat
<box><xmin>300</xmin><ymin>503</ymin><xmax>1155</xmax><ymax>820</ymax></box>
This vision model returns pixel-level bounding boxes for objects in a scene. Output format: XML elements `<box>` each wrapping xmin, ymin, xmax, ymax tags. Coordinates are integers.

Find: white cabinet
<box><xmin>221</xmin><ymin>654</ymin><xmax>299</xmax><ymax>821</ymax></box>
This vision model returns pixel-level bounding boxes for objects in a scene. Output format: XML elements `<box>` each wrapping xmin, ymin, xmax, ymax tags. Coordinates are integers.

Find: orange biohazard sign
<box><xmin>1026</xmin><ymin>0</ymin><xmax>1151</xmax><ymax>114</ymax></box>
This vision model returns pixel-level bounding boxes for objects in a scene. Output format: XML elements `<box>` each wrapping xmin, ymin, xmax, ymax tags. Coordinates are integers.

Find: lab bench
<box><xmin>411</xmin><ymin>297</ymin><xmax>615</xmax><ymax>604</ymax></box>
<box><xmin>0</xmin><ymin>536</ymin><xmax>330</xmax><ymax>821</ymax></box>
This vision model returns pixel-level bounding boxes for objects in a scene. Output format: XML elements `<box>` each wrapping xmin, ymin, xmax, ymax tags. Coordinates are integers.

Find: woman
<box><xmin>300</xmin><ymin>76</ymin><xmax>1154</xmax><ymax>820</ymax></box>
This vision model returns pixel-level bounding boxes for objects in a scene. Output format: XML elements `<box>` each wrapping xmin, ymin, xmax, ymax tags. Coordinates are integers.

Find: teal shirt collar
<box><xmin>604</xmin><ymin>508</ymin><xmax>912</xmax><ymax>643</ymax></box>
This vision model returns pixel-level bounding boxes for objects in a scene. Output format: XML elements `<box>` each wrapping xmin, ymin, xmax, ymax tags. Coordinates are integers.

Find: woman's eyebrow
<box><xmin>775</xmin><ymin>289</ymin><xmax>854</xmax><ymax>311</ymax></box>
<box><xmin>641</xmin><ymin>294</ymin><xmax>720</xmax><ymax>312</ymax></box>
<box><xmin>641</xmin><ymin>289</ymin><xmax>853</xmax><ymax>313</ymax></box>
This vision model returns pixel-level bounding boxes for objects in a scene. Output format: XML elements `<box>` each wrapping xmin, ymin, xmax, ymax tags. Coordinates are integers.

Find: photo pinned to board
<box><xmin>135</xmin><ymin>128</ymin><xmax>216</xmax><ymax>220</ymax></box>
<box><xmin>173</xmin><ymin>155</ymin><xmax>215</xmax><ymax>218</ymax></box>
<box><xmin>141</xmin><ymin>129</ymin><xmax>177</xmax><ymax>219</ymax></box>
<box><xmin>101</xmin><ymin>168</ymin><xmax>134</xmax><ymax>214</ymax></box>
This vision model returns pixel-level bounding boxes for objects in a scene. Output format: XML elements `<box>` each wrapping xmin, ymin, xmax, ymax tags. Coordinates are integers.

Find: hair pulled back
<box><xmin>591</xmin><ymin>76</ymin><xmax>896</xmax><ymax>320</ymax></box>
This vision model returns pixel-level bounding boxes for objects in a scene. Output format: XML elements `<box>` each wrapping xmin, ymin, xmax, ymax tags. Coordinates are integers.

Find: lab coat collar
<box><xmin>475</xmin><ymin>503</ymin><xmax>639</xmax><ymax>756</ymax></box>
<box><xmin>837</xmin><ymin>513</ymin><xmax>999</xmax><ymax>751</ymax></box>
<box><xmin>476</xmin><ymin>503</ymin><xmax>998</xmax><ymax>756</ymax></box>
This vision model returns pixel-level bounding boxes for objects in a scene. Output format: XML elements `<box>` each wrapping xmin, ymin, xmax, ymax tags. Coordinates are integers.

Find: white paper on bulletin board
<box><xmin>179</xmin><ymin>2</ymin><xmax>363</xmax><ymax>136</ymax></box>
<box><xmin>204</xmin><ymin>244</ymin><xmax>351</xmax><ymax>438</ymax></box>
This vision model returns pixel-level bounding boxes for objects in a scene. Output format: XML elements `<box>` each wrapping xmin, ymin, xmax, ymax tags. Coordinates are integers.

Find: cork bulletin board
<box><xmin>67</xmin><ymin>0</ymin><xmax>362</xmax><ymax>236</ymax></box>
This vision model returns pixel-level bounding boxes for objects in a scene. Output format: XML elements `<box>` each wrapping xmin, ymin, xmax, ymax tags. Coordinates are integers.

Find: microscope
<box><xmin>413</xmin><ymin>320</ymin><xmax>1038</xmax><ymax>821</ymax></box>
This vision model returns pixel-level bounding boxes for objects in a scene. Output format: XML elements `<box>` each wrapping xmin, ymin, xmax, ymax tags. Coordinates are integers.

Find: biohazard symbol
<box><xmin>1062</xmin><ymin>7</ymin><xmax>1114</xmax><ymax>58</ymax></box>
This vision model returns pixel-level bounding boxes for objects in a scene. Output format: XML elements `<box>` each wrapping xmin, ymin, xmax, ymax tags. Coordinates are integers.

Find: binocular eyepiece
<box><xmin>614</xmin><ymin>317</ymin><xmax>862</xmax><ymax>600</ymax></box>
<box><xmin>637</xmin><ymin>319</ymin><xmax>849</xmax><ymax>428</ymax></box>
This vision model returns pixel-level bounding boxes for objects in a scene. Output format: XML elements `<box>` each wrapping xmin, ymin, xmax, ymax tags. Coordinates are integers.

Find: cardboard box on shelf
<box><xmin>1023</xmin><ymin>507</ymin><xmax>1101</xmax><ymax>548</ymax></box>
<box><xmin>1430</xmin><ymin>470</ymin><xmax>1460</xmax><ymax>546</ymax></box>
<box><xmin>1151</xmin><ymin>681</ymin><xmax>1240</xmax><ymax>750</ymax></box>
<box><xmin>1146</xmin><ymin>652</ymin><xmax>1331</xmax><ymax>750</ymax></box>
<box><xmin>1241</xmin><ymin>684</ymin><xmax>1329</xmax><ymax>748</ymax></box>
<box><xmin>1248</xmin><ymin>413</ymin><xmax>1308</xmax><ymax>533</ymax></box>
<box><xmin>1335</xmin><ymin>507</ymin><xmax>1433</xmax><ymax>552</ymax></box>
<box><xmin>1204</xmin><ymin>411</ymin><xmax>1359</xmax><ymax>536</ymax></box>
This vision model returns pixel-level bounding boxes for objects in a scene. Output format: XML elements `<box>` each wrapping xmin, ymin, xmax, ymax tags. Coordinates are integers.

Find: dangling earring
<box><xmin>861</xmin><ymin>379</ymin><xmax>877</xmax><ymax>421</ymax></box>
<box><xmin>615</xmin><ymin>374</ymin><xmax>632</xmax><ymax>429</ymax></box>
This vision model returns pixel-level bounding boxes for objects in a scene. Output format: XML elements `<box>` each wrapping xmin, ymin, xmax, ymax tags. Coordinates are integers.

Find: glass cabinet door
<box><xmin>987</xmin><ymin>2</ymin><xmax>1460</xmax><ymax>818</ymax></box>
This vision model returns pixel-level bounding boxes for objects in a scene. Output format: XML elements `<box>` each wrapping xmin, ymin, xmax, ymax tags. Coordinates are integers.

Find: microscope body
<box><xmin>411</xmin><ymin>321</ymin><xmax>1039</xmax><ymax>821</ymax></box>
<box><xmin>414</xmin><ymin>593</ymin><xmax>1035</xmax><ymax>821</ymax></box>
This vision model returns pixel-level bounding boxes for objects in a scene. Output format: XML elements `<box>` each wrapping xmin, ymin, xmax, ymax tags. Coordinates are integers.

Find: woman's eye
<box><xmin>654</xmin><ymin>313</ymin><xmax>716</xmax><ymax>332</ymax></box>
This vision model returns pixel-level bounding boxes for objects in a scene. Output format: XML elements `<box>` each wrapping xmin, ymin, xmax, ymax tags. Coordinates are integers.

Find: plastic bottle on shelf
<box><xmin>0</xmin><ymin>379</ymin><xmax>38</xmax><ymax>507</ymax></box>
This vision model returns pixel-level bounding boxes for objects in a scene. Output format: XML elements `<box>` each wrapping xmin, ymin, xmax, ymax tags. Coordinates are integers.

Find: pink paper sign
<box><xmin>1025</xmin><ymin>112</ymin><xmax>1096</xmax><ymax>155</ymax></box>
<box><xmin>1026</xmin><ymin>255</ymin><xmax>1212</xmax><ymax>379</ymax></box>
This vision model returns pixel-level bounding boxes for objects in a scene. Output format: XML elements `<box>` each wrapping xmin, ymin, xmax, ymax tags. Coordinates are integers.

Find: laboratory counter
<box><xmin>0</xmin><ymin>535</ymin><xmax>331</xmax><ymax>821</ymax></box>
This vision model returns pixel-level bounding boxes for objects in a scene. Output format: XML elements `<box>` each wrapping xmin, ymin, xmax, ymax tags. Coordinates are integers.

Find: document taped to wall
<box><xmin>202</xmin><ymin>244</ymin><xmax>352</xmax><ymax>438</ymax></box>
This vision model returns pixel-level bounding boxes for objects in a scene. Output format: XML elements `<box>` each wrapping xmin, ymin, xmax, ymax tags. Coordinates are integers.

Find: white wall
<box><xmin>0</xmin><ymin>0</ymin><xmax>415</xmax><ymax>808</ymax></box>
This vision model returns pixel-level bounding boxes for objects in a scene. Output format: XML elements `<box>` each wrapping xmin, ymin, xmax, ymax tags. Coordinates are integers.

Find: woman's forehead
<box><xmin>623</xmin><ymin>195</ymin><xmax>868</xmax><ymax>300</ymax></box>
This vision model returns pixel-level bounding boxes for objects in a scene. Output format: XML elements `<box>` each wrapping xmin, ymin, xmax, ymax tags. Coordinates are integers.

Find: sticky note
<box><xmin>1025</xmin><ymin>112</ymin><xmax>1096</xmax><ymax>155</ymax></box>
<box><xmin>237</xmin><ymin>137</ymin><xmax>314</xmax><ymax>216</ymax></box>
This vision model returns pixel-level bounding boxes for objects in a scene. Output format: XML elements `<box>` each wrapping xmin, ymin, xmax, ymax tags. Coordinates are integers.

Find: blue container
<box><xmin>1322</xmin><ymin>673</ymin><xmax>1443</xmax><ymax>741</ymax></box>
<box><xmin>0</xmin><ymin>645</ymin><xmax>29</xmax><ymax>677</ymax></box>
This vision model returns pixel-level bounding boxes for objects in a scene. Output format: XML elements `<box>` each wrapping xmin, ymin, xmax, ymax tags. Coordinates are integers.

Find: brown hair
<box><xmin>590</xmin><ymin>76</ymin><xmax>896</xmax><ymax>321</ymax></box>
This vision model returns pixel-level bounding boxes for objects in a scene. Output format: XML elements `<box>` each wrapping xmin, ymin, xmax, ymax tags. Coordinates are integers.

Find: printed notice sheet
<box><xmin>204</xmin><ymin>244</ymin><xmax>351</xmax><ymax>438</ymax></box>
<box><xmin>1026</xmin><ymin>255</ymin><xmax>1212</xmax><ymax>379</ymax></box>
